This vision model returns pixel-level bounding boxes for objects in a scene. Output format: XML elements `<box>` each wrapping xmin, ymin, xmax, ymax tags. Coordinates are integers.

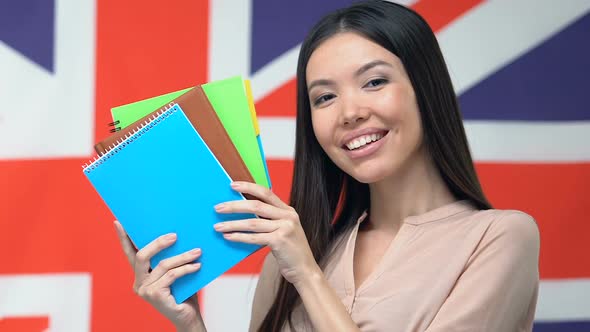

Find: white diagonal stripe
<box><xmin>259</xmin><ymin>117</ymin><xmax>590</xmax><ymax>162</ymax></box>
<box><xmin>249</xmin><ymin>1</ymin><xmax>590</xmax><ymax>103</ymax></box>
<box><xmin>0</xmin><ymin>0</ymin><xmax>95</xmax><ymax>160</ymax></box>
<box><xmin>249</xmin><ymin>0</ymin><xmax>418</xmax><ymax>101</ymax></box>
<box><xmin>389</xmin><ymin>0</ymin><xmax>419</xmax><ymax>6</ymax></box>
<box><xmin>438</xmin><ymin>0</ymin><xmax>590</xmax><ymax>95</ymax></box>
<box><xmin>250</xmin><ymin>43</ymin><xmax>300</xmax><ymax>101</ymax></box>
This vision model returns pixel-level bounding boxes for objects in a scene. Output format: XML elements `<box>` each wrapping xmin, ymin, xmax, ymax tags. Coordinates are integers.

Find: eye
<box><xmin>364</xmin><ymin>78</ymin><xmax>388</xmax><ymax>88</ymax></box>
<box><xmin>313</xmin><ymin>93</ymin><xmax>336</xmax><ymax>106</ymax></box>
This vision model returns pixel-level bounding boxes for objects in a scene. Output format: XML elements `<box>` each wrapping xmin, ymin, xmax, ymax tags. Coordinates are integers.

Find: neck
<box><xmin>367</xmin><ymin>148</ymin><xmax>456</xmax><ymax>231</ymax></box>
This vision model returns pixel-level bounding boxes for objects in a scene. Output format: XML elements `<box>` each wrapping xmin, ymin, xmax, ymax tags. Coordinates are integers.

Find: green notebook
<box><xmin>201</xmin><ymin>77</ymin><xmax>268</xmax><ymax>188</ymax></box>
<box><xmin>109</xmin><ymin>77</ymin><xmax>270</xmax><ymax>188</ymax></box>
<box><xmin>111</xmin><ymin>88</ymin><xmax>191</xmax><ymax>130</ymax></box>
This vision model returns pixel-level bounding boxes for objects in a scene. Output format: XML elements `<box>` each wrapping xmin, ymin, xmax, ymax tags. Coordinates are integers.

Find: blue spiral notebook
<box><xmin>83</xmin><ymin>104</ymin><xmax>261</xmax><ymax>304</ymax></box>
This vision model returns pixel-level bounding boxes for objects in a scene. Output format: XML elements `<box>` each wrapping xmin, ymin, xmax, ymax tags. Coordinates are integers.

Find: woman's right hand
<box><xmin>114</xmin><ymin>220</ymin><xmax>204</xmax><ymax>331</ymax></box>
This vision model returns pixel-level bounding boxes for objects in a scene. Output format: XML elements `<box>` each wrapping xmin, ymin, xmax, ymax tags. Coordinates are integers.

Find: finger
<box><xmin>153</xmin><ymin>262</ymin><xmax>202</xmax><ymax>289</ymax></box>
<box><xmin>231</xmin><ymin>182</ymin><xmax>290</xmax><ymax>209</ymax></box>
<box><xmin>222</xmin><ymin>232</ymin><xmax>269</xmax><ymax>246</ymax></box>
<box><xmin>134</xmin><ymin>233</ymin><xmax>177</xmax><ymax>279</ymax></box>
<box><xmin>215</xmin><ymin>199</ymin><xmax>289</xmax><ymax>220</ymax></box>
<box><xmin>214</xmin><ymin>218</ymin><xmax>280</xmax><ymax>233</ymax></box>
<box><xmin>113</xmin><ymin>220</ymin><xmax>137</xmax><ymax>266</ymax></box>
<box><xmin>144</xmin><ymin>248</ymin><xmax>202</xmax><ymax>285</ymax></box>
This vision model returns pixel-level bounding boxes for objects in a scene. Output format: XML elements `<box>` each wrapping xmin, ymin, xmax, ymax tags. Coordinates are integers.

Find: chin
<box><xmin>350</xmin><ymin>174</ymin><xmax>381</xmax><ymax>184</ymax></box>
<box><xmin>344</xmin><ymin>163</ymin><xmax>394</xmax><ymax>184</ymax></box>
<box><xmin>350</xmin><ymin>172</ymin><xmax>388</xmax><ymax>184</ymax></box>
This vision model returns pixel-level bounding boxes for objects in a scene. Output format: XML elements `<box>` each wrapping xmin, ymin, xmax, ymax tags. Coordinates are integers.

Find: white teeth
<box><xmin>345</xmin><ymin>133</ymin><xmax>385</xmax><ymax>150</ymax></box>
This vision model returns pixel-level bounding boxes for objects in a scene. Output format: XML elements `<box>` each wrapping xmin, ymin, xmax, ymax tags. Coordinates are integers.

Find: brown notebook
<box><xmin>94</xmin><ymin>86</ymin><xmax>256</xmax><ymax>188</ymax></box>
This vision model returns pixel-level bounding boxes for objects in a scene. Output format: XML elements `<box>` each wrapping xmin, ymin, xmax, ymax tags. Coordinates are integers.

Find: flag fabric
<box><xmin>0</xmin><ymin>1</ymin><xmax>588</xmax><ymax>331</ymax></box>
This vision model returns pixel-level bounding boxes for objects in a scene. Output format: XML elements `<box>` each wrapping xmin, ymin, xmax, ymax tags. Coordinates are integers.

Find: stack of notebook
<box><xmin>83</xmin><ymin>76</ymin><xmax>271</xmax><ymax>304</ymax></box>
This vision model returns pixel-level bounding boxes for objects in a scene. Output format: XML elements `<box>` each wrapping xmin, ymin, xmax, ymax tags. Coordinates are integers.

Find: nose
<box><xmin>340</xmin><ymin>93</ymin><xmax>369</xmax><ymax>126</ymax></box>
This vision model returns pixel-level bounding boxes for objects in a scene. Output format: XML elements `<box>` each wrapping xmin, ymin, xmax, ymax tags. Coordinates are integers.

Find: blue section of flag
<box><xmin>459</xmin><ymin>13</ymin><xmax>590</xmax><ymax>121</ymax></box>
<box><xmin>0</xmin><ymin>0</ymin><xmax>55</xmax><ymax>73</ymax></box>
<box><xmin>534</xmin><ymin>321</ymin><xmax>590</xmax><ymax>332</ymax></box>
<box><xmin>250</xmin><ymin>0</ymin><xmax>353</xmax><ymax>74</ymax></box>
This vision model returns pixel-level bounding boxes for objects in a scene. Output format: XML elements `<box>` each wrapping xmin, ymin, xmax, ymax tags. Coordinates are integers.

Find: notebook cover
<box><xmin>244</xmin><ymin>79</ymin><xmax>272</xmax><ymax>188</ymax></box>
<box><xmin>84</xmin><ymin>105</ymin><xmax>261</xmax><ymax>304</ymax></box>
<box><xmin>104</xmin><ymin>80</ymin><xmax>270</xmax><ymax>189</ymax></box>
<box><xmin>110</xmin><ymin>88</ymin><xmax>192</xmax><ymax>131</ymax></box>
<box><xmin>95</xmin><ymin>87</ymin><xmax>255</xmax><ymax>188</ymax></box>
<box><xmin>202</xmin><ymin>76</ymin><xmax>269</xmax><ymax>188</ymax></box>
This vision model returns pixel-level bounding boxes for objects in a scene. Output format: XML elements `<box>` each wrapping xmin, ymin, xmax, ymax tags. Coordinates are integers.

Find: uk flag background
<box><xmin>0</xmin><ymin>0</ymin><xmax>589</xmax><ymax>331</ymax></box>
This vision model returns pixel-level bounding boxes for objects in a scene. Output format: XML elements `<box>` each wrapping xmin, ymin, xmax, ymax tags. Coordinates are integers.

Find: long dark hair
<box><xmin>258</xmin><ymin>1</ymin><xmax>491</xmax><ymax>330</ymax></box>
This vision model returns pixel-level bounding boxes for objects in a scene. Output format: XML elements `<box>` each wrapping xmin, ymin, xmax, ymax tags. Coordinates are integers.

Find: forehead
<box><xmin>306</xmin><ymin>32</ymin><xmax>401</xmax><ymax>79</ymax></box>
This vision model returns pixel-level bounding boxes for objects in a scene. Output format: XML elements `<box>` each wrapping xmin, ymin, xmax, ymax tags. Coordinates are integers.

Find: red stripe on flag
<box><xmin>476</xmin><ymin>163</ymin><xmax>590</xmax><ymax>279</ymax></box>
<box><xmin>227</xmin><ymin>247</ymin><xmax>271</xmax><ymax>274</ymax></box>
<box><xmin>95</xmin><ymin>0</ymin><xmax>209</xmax><ymax>144</ymax></box>
<box><xmin>227</xmin><ymin>160</ymin><xmax>590</xmax><ymax>276</ymax></box>
<box><xmin>412</xmin><ymin>0</ymin><xmax>484</xmax><ymax>32</ymax></box>
<box><xmin>95</xmin><ymin>0</ymin><xmax>210</xmax><ymax>329</ymax></box>
<box><xmin>0</xmin><ymin>317</ymin><xmax>49</xmax><ymax>332</ymax></box>
<box><xmin>0</xmin><ymin>158</ymin><xmax>175</xmax><ymax>330</ymax></box>
<box><xmin>0</xmin><ymin>0</ymin><xmax>210</xmax><ymax>331</ymax></box>
<box><xmin>265</xmin><ymin>159</ymin><xmax>295</xmax><ymax>203</ymax></box>
<box><xmin>256</xmin><ymin>79</ymin><xmax>297</xmax><ymax>117</ymax></box>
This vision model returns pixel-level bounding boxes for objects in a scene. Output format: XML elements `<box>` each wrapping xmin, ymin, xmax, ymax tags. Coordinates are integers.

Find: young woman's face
<box><xmin>307</xmin><ymin>32</ymin><xmax>424</xmax><ymax>184</ymax></box>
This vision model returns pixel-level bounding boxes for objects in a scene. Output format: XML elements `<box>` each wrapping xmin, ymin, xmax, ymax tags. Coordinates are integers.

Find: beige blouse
<box><xmin>285</xmin><ymin>200</ymin><xmax>540</xmax><ymax>331</ymax></box>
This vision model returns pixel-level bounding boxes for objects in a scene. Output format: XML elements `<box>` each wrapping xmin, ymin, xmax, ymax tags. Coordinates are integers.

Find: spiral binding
<box><xmin>83</xmin><ymin>103</ymin><xmax>178</xmax><ymax>173</ymax></box>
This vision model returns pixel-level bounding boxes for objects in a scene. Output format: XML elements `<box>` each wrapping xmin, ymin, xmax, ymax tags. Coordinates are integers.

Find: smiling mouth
<box><xmin>343</xmin><ymin>131</ymin><xmax>388</xmax><ymax>151</ymax></box>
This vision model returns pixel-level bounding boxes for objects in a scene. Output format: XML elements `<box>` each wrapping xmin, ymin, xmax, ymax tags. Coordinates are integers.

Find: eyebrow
<box><xmin>307</xmin><ymin>79</ymin><xmax>335</xmax><ymax>92</ymax></box>
<box><xmin>307</xmin><ymin>60</ymin><xmax>393</xmax><ymax>92</ymax></box>
<box><xmin>355</xmin><ymin>60</ymin><xmax>393</xmax><ymax>77</ymax></box>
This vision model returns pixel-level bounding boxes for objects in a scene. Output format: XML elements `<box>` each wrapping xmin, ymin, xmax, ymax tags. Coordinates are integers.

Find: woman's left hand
<box><xmin>213</xmin><ymin>181</ymin><xmax>319</xmax><ymax>286</ymax></box>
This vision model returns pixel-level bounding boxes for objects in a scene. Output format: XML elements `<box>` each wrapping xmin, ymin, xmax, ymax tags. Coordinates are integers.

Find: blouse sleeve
<box><xmin>426</xmin><ymin>211</ymin><xmax>540</xmax><ymax>332</ymax></box>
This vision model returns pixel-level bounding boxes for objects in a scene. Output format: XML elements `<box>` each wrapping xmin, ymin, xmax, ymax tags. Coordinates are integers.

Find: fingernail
<box><xmin>190</xmin><ymin>248</ymin><xmax>201</xmax><ymax>255</ymax></box>
<box><xmin>213</xmin><ymin>223</ymin><xmax>224</xmax><ymax>230</ymax></box>
<box><xmin>192</xmin><ymin>263</ymin><xmax>201</xmax><ymax>269</ymax></box>
<box><xmin>214</xmin><ymin>203</ymin><xmax>226</xmax><ymax>212</ymax></box>
<box><xmin>230</xmin><ymin>182</ymin><xmax>240</xmax><ymax>188</ymax></box>
<box><xmin>165</xmin><ymin>233</ymin><xmax>177</xmax><ymax>240</ymax></box>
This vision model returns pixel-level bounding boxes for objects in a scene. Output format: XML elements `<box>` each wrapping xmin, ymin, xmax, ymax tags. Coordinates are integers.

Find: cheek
<box><xmin>383</xmin><ymin>86</ymin><xmax>420</xmax><ymax>131</ymax></box>
<box><xmin>374</xmin><ymin>87</ymin><xmax>423</xmax><ymax>155</ymax></box>
<box><xmin>401</xmin><ymin>93</ymin><xmax>423</xmax><ymax>139</ymax></box>
<box><xmin>396</xmin><ymin>103</ymin><xmax>424</xmax><ymax>153</ymax></box>
<box><xmin>311</xmin><ymin>111</ymin><xmax>334</xmax><ymax>150</ymax></box>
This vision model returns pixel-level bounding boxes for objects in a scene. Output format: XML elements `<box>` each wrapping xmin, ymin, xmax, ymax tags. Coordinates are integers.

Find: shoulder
<box><xmin>481</xmin><ymin>209</ymin><xmax>538</xmax><ymax>240</ymax></box>
<box><xmin>473</xmin><ymin>209</ymin><xmax>540</xmax><ymax>258</ymax></box>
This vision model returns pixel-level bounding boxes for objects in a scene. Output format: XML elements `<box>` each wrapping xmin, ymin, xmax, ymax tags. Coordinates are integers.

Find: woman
<box><xmin>114</xmin><ymin>1</ymin><xmax>540</xmax><ymax>331</ymax></box>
